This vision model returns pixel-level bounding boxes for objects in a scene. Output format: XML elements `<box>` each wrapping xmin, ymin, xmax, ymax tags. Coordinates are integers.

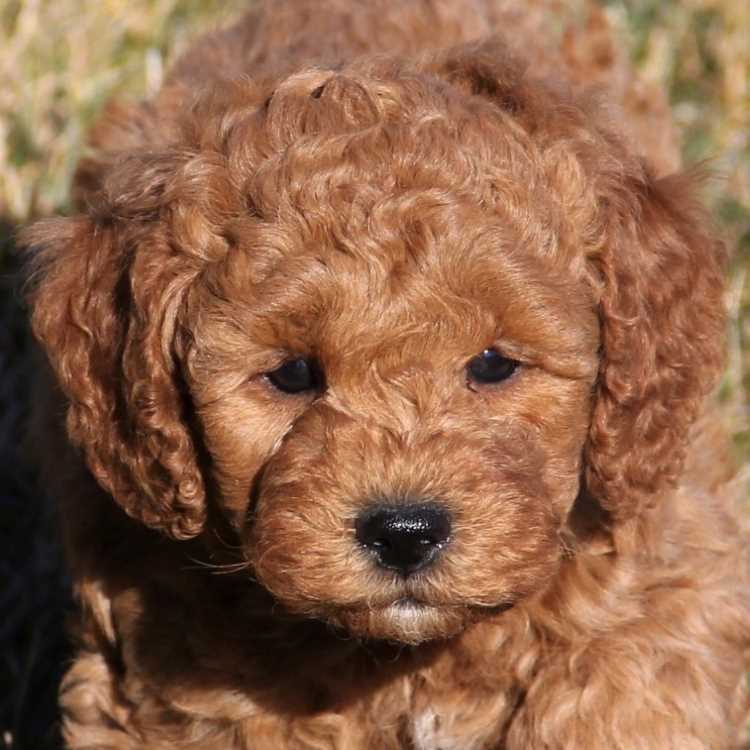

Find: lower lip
<box><xmin>394</xmin><ymin>597</ymin><xmax>424</xmax><ymax>608</ymax></box>
<box><xmin>391</xmin><ymin>599</ymin><xmax>513</xmax><ymax>616</ymax></box>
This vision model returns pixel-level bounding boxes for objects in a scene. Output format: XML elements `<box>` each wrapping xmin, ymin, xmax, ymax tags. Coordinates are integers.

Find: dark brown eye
<box><xmin>267</xmin><ymin>358</ymin><xmax>321</xmax><ymax>394</ymax></box>
<box><xmin>467</xmin><ymin>349</ymin><xmax>519</xmax><ymax>385</ymax></box>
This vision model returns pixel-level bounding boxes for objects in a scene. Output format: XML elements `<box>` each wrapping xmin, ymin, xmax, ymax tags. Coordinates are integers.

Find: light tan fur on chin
<box><xmin>24</xmin><ymin>0</ymin><xmax>748</xmax><ymax>748</ymax></box>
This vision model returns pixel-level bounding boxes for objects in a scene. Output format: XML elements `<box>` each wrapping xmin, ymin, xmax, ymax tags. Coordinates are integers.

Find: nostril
<box><xmin>355</xmin><ymin>502</ymin><xmax>452</xmax><ymax>575</ymax></box>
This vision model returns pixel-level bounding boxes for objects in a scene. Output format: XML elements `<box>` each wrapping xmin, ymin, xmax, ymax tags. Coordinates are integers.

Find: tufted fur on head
<box><xmin>22</xmin><ymin>1</ymin><xmax>747</xmax><ymax>748</ymax></box>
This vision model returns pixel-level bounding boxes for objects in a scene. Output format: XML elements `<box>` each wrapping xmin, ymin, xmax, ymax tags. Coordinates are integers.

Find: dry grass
<box><xmin>0</xmin><ymin>0</ymin><xmax>246</xmax><ymax>223</ymax></box>
<box><xmin>0</xmin><ymin>1</ymin><xmax>747</xmax><ymax>748</ymax></box>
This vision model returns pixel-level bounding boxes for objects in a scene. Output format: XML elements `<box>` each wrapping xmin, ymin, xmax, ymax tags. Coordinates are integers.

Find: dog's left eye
<box><xmin>467</xmin><ymin>349</ymin><xmax>519</xmax><ymax>385</ymax></box>
<box><xmin>266</xmin><ymin>358</ymin><xmax>321</xmax><ymax>394</ymax></box>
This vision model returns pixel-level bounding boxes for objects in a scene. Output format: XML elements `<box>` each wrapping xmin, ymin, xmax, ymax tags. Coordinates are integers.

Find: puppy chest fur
<box><xmin>24</xmin><ymin>0</ymin><xmax>749</xmax><ymax>748</ymax></box>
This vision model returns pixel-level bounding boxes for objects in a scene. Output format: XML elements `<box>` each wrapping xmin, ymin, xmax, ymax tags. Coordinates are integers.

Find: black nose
<box><xmin>355</xmin><ymin>503</ymin><xmax>452</xmax><ymax>576</ymax></box>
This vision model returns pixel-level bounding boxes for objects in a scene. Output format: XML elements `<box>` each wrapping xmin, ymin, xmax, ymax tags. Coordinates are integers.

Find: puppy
<box><xmin>24</xmin><ymin>1</ymin><xmax>749</xmax><ymax>747</ymax></box>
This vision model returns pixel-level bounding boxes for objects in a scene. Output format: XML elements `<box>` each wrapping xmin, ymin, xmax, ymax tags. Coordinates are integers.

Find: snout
<box><xmin>355</xmin><ymin>502</ymin><xmax>452</xmax><ymax>576</ymax></box>
<box><xmin>247</xmin><ymin>407</ymin><xmax>565</xmax><ymax>646</ymax></box>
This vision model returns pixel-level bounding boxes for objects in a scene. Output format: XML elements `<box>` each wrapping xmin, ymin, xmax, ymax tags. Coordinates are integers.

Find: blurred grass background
<box><xmin>0</xmin><ymin>1</ymin><xmax>747</xmax><ymax>748</ymax></box>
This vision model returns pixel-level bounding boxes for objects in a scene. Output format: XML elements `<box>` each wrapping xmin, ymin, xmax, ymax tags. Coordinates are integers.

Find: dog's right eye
<box><xmin>266</xmin><ymin>358</ymin><xmax>321</xmax><ymax>394</ymax></box>
<box><xmin>466</xmin><ymin>348</ymin><xmax>519</xmax><ymax>385</ymax></box>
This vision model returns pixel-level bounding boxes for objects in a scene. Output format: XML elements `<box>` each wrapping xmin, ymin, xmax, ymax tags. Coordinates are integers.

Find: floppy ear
<box><xmin>23</xmin><ymin>188</ymin><xmax>207</xmax><ymax>540</ymax></box>
<box><xmin>584</xmin><ymin>169</ymin><xmax>727</xmax><ymax>519</ymax></box>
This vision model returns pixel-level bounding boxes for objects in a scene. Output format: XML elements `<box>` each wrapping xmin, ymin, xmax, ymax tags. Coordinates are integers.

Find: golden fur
<box><xmin>23</xmin><ymin>1</ymin><xmax>749</xmax><ymax>747</ymax></box>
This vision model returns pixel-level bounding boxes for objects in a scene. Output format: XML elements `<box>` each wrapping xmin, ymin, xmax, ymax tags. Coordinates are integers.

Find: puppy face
<box><xmin>181</xmin><ymin>75</ymin><xmax>600</xmax><ymax>642</ymax></box>
<box><xmin>28</xmin><ymin>49</ymin><xmax>724</xmax><ymax>646</ymax></box>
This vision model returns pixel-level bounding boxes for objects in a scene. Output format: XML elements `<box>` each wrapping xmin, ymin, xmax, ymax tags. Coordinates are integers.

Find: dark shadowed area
<box><xmin>0</xmin><ymin>222</ymin><xmax>71</xmax><ymax>750</ymax></box>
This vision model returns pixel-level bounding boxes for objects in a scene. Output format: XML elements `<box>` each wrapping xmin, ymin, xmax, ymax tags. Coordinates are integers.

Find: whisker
<box><xmin>183</xmin><ymin>555</ymin><xmax>251</xmax><ymax>576</ymax></box>
<box><xmin>211</xmin><ymin>527</ymin><xmax>245</xmax><ymax>552</ymax></box>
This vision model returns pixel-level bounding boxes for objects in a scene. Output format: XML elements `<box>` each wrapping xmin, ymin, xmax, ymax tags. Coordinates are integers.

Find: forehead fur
<box><xmin>126</xmin><ymin>50</ymin><xmax>606</xmax><ymax>387</ymax></box>
<box><xmin>96</xmin><ymin>42</ymin><xmax>620</xmax><ymax>267</ymax></box>
<box><xmin>88</xmin><ymin>44</ymin><xmax>616</xmax><ymax>394</ymax></box>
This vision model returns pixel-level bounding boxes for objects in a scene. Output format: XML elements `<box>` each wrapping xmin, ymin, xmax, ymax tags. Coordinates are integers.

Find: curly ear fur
<box><xmin>23</xmin><ymin>203</ymin><xmax>206</xmax><ymax>540</ymax></box>
<box><xmin>585</xmin><ymin>170</ymin><xmax>727</xmax><ymax>519</ymax></box>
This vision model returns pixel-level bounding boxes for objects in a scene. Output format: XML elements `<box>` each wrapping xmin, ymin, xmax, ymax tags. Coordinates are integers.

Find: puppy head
<box><xmin>25</xmin><ymin>40</ymin><xmax>726</xmax><ymax>644</ymax></box>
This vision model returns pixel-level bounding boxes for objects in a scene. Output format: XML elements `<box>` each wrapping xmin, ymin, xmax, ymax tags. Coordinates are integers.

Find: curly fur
<box><xmin>23</xmin><ymin>1</ymin><xmax>749</xmax><ymax>748</ymax></box>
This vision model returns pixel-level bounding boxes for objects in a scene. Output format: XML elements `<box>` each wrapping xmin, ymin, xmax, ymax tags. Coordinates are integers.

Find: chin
<box><xmin>333</xmin><ymin>600</ymin><xmax>472</xmax><ymax>645</ymax></box>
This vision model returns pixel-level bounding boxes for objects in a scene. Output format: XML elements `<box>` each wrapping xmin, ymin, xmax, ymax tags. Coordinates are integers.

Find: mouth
<box><xmin>393</xmin><ymin>596</ymin><xmax>426</xmax><ymax>609</ymax></box>
<box><xmin>383</xmin><ymin>596</ymin><xmax>514</xmax><ymax>622</ymax></box>
<box><xmin>328</xmin><ymin>592</ymin><xmax>517</xmax><ymax>646</ymax></box>
<box><xmin>343</xmin><ymin>592</ymin><xmax>516</xmax><ymax>618</ymax></box>
<box><xmin>382</xmin><ymin>596</ymin><xmax>439</xmax><ymax>622</ymax></box>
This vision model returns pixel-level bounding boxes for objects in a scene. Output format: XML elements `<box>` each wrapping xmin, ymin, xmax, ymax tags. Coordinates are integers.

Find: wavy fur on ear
<box><xmin>585</xmin><ymin>169</ymin><xmax>727</xmax><ymax>519</ymax></box>
<box><xmin>23</xmin><ymin>208</ymin><xmax>206</xmax><ymax>540</ymax></box>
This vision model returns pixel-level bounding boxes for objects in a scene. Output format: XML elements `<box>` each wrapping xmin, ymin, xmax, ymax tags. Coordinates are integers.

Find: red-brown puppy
<box><xmin>25</xmin><ymin>1</ymin><xmax>749</xmax><ymax>747</ymax></box>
